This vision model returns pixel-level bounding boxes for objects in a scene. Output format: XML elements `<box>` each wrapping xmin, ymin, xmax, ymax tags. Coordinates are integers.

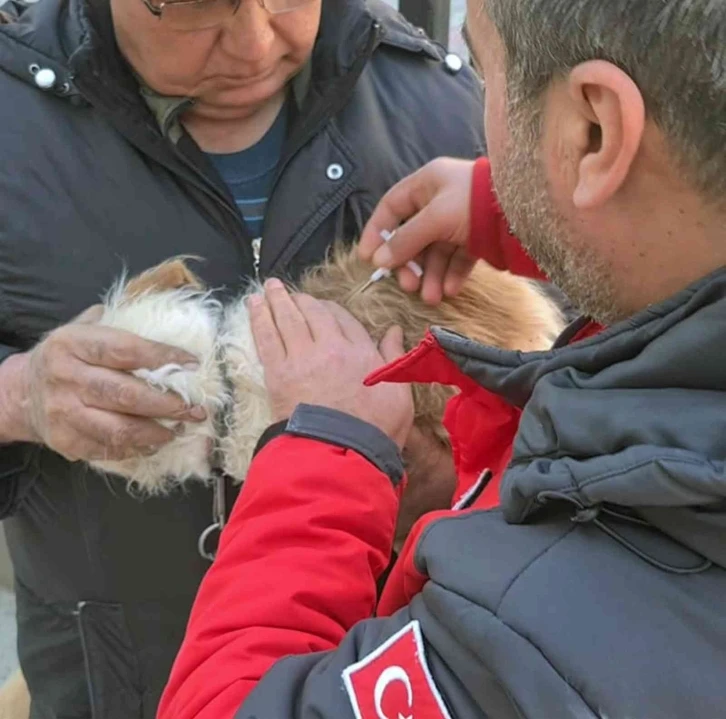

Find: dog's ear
<box><xmin>124</xmin><ymin>257</ymin><xmax>205</xmax><ymax>299</ymax></box>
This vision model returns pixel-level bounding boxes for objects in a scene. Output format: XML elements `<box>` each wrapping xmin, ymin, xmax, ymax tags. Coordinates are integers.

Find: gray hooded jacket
<box><xmin>238</xmin><ymin>267</ymin><xmax>726</xmax><ymax>718</ymax></box>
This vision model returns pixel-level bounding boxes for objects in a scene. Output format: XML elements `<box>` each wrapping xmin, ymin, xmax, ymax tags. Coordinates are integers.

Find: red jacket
<box><xmin>157</xmin><ymin>158</ymin><xmax>602</xmax><ymax>719</ymax></box>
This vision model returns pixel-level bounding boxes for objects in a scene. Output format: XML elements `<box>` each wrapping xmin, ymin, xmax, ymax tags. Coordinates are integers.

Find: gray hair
<box><xmin>484</xmin><ymin>0</ymin><xmax>726</xmax><ymax>201</ymax></box>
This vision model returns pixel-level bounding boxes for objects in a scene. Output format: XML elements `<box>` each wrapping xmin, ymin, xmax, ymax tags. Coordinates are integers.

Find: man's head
<box><xmin>465</xmin><ymin>0</ymin><xmax>726</xmax><ymax>323</ymax></box>
<box><xmin>111</xmin><ymin>0</ymin><xmax>321</xmax><ymax>122</ymax></box>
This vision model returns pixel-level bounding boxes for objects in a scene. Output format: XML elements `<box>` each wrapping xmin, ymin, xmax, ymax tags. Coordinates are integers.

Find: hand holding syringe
<box><xmin>355</xmin><ymin>230</ymin><xmax>423</xmax><ymax>295</ymax></box>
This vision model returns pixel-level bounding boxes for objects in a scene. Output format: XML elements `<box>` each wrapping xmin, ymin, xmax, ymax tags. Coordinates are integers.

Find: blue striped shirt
<box><xmin>207</xmin><ymin>102</ymin><xmax>288</xmax><ymax>239</ymax></box>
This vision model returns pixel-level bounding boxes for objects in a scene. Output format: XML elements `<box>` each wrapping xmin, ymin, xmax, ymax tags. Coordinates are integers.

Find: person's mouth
<box><xmin>215</xmin><ymin>67</ymin><xmax>279</xmax><ymax>87</ymax></box>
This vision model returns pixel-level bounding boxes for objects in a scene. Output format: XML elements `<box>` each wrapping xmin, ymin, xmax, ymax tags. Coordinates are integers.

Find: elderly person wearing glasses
<box><xmin>0</xmin><ymin>0</ymin><xmax>483</xmax><ymax>715</ymax></box>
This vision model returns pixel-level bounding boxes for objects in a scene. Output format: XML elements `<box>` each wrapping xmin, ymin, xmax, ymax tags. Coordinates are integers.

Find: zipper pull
<box><xmin>251</xmin><ymin>237</ymin><xmax>262</xmax><ymax>280</ymax></box>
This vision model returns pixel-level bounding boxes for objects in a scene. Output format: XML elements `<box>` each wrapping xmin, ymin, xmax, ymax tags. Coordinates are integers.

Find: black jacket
<box><xmin>0</xmin><ymin>0</ymin><xmax>484</xmax><ymax>714</ymax></box>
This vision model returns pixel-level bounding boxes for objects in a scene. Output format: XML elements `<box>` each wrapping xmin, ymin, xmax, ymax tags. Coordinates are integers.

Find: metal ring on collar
<box><xmin>197</xmin><ymin>521</ymin><xmax>222</xmax><ymax>561</ymax></box>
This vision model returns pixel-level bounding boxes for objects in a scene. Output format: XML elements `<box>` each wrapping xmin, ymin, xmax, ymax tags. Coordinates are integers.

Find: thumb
<box><xmin>379</xmin><ymin>325</ymin><xmax>406</xmax><ymax>363</ymax></box>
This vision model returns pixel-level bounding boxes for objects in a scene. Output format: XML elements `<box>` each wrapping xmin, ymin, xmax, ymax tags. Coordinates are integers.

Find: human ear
<box><xmin>566</xmin><ymin>60</ymin><xmax>645</xmax><ymax>209</ymax></box>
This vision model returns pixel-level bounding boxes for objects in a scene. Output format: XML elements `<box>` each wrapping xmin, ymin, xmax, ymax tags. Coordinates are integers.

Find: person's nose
<box><xmin>221</xmin><ymin>0</ymin><xmax>277</xmax><ymax>66</ymax></box>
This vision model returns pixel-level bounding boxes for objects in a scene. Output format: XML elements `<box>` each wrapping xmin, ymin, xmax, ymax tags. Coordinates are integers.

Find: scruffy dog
<box><xmin>0</xmin><ymin>251</ymin><xmax>564</xmax><ymax>719</ymax></box>
<box><xmin>89</xmin><ymin>246</ymin><xmax>564</xmax><ymax>493</ymax></box>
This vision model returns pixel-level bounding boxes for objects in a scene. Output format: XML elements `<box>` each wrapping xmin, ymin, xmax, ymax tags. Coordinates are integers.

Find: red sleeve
<box><xmin>469</xmin><ymin>157</ymin><xmax>547</xmax><ymax>281</ymax></box>
<box><xmin>157</xmin><ymin>435</ymin><xmax>401</xmax><ymax>719</ymax></box>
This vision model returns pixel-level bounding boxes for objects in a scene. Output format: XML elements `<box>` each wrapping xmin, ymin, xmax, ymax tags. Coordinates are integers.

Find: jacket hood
<box><xmin>435</xmin><ymin>267</ymin><xmax>726</xmax><ymax>568</ymax></box>
<box><xmin>0</xmin><ymin>0</ymin><xmax>441</xmax><ymax>106</ymax></box>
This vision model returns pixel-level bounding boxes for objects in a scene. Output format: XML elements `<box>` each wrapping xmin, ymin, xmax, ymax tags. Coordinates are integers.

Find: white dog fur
<box><xmin>218</xmin><ymin>293</ymin><xmax>272</xmax><ymax>481</ymax></box>
<box><xmin>89</xmin><ymin>277</ymin><xmax>228</xmax><ymax>493</ymax></box>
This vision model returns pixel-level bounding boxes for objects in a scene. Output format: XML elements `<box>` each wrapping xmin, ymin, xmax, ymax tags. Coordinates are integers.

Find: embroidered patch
<box><xmin>342</xmin><ymin>620</ymin><xmax>453</xmax><ymax>719</ymax></box>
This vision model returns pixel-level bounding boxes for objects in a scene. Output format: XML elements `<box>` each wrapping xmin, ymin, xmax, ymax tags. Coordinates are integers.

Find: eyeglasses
<box><xmin>142</xmin><ymin>0</ymin><xmax>315</xmax><ymax>31</ymax></box>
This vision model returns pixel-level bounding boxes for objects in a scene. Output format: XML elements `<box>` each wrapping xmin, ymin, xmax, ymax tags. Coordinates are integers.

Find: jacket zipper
<box><xmin>74</xmin><ymin>601</ymin><xmax>99</xmax><ymax>719</ymax></box>
<box><xmin>251</xmin><ymin>237</ymin><xmax>262</xmax><ymax>280</ymax></box>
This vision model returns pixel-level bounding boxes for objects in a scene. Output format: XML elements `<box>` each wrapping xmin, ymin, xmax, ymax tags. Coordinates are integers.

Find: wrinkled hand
<box><xmin>15</xmin><ymin>306</ymin><xmax>206</xmax><ymax>461</ymax></box>
<box><xmin>249</xmin><ymin>279</ymin><xmax>414</xmax><ymax>449</ymax></box>
<box><xmin>358</xmin><ymin>157</ymin><xmax>477</xmax><ymax>304</ymax></box>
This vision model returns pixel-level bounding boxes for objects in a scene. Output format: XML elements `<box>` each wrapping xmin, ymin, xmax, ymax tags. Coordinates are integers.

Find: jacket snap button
<box><xmin>34</xmin><ymin>68</ymin><xmax>57</xmax><ymax>89</ymax></box>
<box><xmin>444</xmin><ymin>53</ymin><xmax>463</xmax><ymax>74</ymax></box>
<box><xmin>326</xmin><ymin>163</ymin><xmax>344</xmax><ymax>181</ymax></box>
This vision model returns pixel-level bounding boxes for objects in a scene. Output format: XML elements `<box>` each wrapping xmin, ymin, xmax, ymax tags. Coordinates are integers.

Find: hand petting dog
<box><xmin>248</xmin><ymin>278</ymin><xmax>414</xmax><ymax>450</ymax></box>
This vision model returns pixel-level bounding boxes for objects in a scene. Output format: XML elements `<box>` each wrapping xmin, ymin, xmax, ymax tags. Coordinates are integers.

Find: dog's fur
<box><xmin>88</xmin><ymin>246</ymin><xmax>564</xmax><ymax>493</ymax></box>
<box><xmin>90</xmin><ymin>261</ymin><xmax>227</xmax><ymax>492</ymax></box>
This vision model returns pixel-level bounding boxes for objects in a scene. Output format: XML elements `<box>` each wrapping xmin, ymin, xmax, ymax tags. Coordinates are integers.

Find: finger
<box><xmin>69</xmin><ymin>408</ymin><xmax>176</xmax><ymax>461</ymax></box>
<box><xmin>358</xmin><ymin>168</ymin><xmax>432</xmax><ymax>261</ymax></box>
<box><xmin>393</xmin><ymin>250</ymin><xmax>427</xmax><ymax>294</ymax></box>
<box><xmin>67</xmin><ymin>325</ymin><xmax>200</xmax><ymax>371</ymax></box>
<box><xmin>370</xmin><ymin>198</ymin><xmax>455</xmax><ymax>272</ymax></box>
<box><xmin>78</xmin><ymin>366</ymin><xmax>206</xmax><ymax>421</ymax></box>
<box><xmin>291</xmin><ymin>294</ymin><xmax>341</xmax><ymax>342</ymax></box>
<box><xmin>379</xmin><ymin>325</ymin><xmax>407</xmax><ymax>363</ymax></box>
<box><xmin>421</xmin><ymin>246</ymin><xmax>453</xmax><ymax>305</ymax></box>
<box><xmin>264</xmin><ymin>278</ymin><xmax>313</xmax><ymax>353</ymax></box>
<box><xmin>319</xmin><ymin>301</ymin><xmax>373</xmax><ymax>346</ymax></box>
<box><xmin>443</xmin><ymin>250</ymin><xmax>477</xmax><ymax>298</ymax></box>
<box><xmin>248</xmin><ymin>292</ymin><xmax>286</xmax><ymax>365</ymax></box>
<box><xmin>395</xmin><ymin>265</ymin><xmax>422</xmax><ymax>294</ymax></box>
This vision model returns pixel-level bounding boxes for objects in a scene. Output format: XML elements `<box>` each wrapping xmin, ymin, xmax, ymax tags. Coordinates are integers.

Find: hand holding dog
<box><xmin>249</xmin><ymin>279</ymin><xmax>414</xmax><ymax>449</ymax></box>
<box><xmin>0</xmin><ymin>306</ymin><xmax>206</xmax><ymax>461</ymax></box>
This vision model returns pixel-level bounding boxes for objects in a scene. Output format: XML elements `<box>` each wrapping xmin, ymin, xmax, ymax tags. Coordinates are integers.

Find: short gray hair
<box><xmin>484</xmin><ymin>0</ymin><xmax>726</xmax><ymax>201</ymax></box>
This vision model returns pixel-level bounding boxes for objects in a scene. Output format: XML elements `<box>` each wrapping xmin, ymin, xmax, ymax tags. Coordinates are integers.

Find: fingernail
<box><xmin>142</xmin><ymin>445</ymin><xmax>160</xmax><ymax>456</ymax></box>
<box><xmin>183</xmin><ymin>361</ymin><xmax>200</xmax><ymax>371</ymax></box>
<box><xmin>373</xmin><ymin>245</ymin><xmax>393</xmax><ymax>267</ymax></box>
<box><xmin>189</xmin><ymin>406</ymin><xmax>207</xmax><ymax>421</ymax></box>
<box><xmin>265</xmin><ymin>278</ymin><xmax>283</xmax><ymax>290</ymax></box>
<box><xmin>247</xmin><ymin>294</ymin><xmax>263</xmax><ymax>307</ymax></box>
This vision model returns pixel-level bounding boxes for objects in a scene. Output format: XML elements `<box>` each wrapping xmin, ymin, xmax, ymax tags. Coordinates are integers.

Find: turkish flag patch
<box><xmin>342</xmin><ymin>620</ymin><xmax>453</xmax><ymax>719</ymax></box>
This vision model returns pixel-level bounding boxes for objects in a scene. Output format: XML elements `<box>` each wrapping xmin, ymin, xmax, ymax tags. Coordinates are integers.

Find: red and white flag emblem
<box><xmin>342</xmin><ymin>620</ymin><xmax>453</xmax><ymax>719</ymax></box>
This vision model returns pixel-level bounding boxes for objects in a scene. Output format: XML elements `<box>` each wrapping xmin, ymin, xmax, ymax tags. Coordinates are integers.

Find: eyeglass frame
<box><xmin>141</xmin><ymin>0</ymin><xmax>309</xmax><ymax>22</ymax></box>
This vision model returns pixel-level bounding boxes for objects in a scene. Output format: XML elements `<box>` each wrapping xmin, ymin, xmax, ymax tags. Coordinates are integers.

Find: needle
<box><xmin>352</xmin><ymin>230</ymin><xmax>423</xmax><ymax>296</ymax></box>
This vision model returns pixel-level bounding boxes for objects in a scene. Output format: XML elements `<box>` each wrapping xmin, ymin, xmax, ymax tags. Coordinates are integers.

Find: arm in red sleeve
<box><xmin>158</xmin><ymin>406</ymin><xmax>403</xmax><ymax>719</ymax></box>
<box><xmin>469</xmin><ymin>157</ymin><xmax>547</xmax><ymax>281</ymax></box>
